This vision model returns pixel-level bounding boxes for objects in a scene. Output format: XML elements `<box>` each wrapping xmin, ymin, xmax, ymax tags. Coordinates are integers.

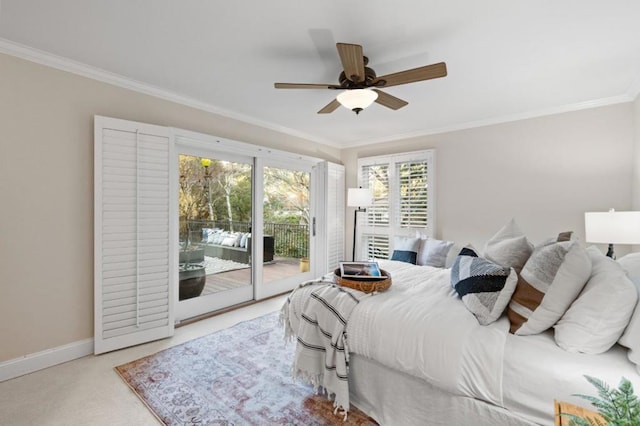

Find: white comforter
<box><xmin>285</xmin><ymin>260</ymin><xmax>510</xmax><ymax>407</ymax></box>
<box><xmin>287</xmin><ymin>260</ymin><xmax>640</xmax><ymax>424</ymax></box>
<box><xmin>344</xmin><ymin>260</ymin><xmax>509</xmax><ymax>406</ymax></box>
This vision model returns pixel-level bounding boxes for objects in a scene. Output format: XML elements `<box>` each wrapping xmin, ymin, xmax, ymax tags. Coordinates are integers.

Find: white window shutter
<box><xmin>94</xmin><ymin>116</ymin><xmax>174</xmax><ymax>354</ymax></box>
<box><xmin>357</xmin><ymin>151</ymin><xmax>434</xmax><ymax>261</ymax></box>
<box><xmin>361</xmin><ymin>164</ymin><xmax>390</xmax><ymax>227</ymax></box>
<box><xmin>396</xmin><ymin>160</ymin><xmax>430</xmax><ymax>229</ymax></box>
<box><xmin>326</xmin><ymin>162</ymin><xmax>345</xmax><ymax>272</ymax></box>
<box><xmin>313</xmin><ymin>161</ymin><xmax>345</xmax><ymax>274</ymax></box>
<box><xmin>359</xmin><ymin>163</ymin><xmax>390</xmax><ymax>260</ymax></box>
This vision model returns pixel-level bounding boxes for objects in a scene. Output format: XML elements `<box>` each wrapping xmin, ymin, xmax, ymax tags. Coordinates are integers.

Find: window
<box><xmin>357</xmin><ymin>150</ymin><xmax>434</xmax><ymax>260</ymax></box>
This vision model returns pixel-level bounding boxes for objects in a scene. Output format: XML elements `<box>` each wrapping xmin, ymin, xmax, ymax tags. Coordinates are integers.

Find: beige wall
<box><xmin>342</xmin><ymin>103</ymin><xmax>635</xmax><ymax>255</ymax></box>
<box><xmin>633</xmin><ymin>94</ymin><xmax>640</xmax><ymax>209</ymax></box>
<box><xmin>1</xmin><ymin>50</ymin><xmax>636</xmax><ymax>364</ymax></box>
<box><xmin>0</xmin><ymin>53</ymin><xmax>340</xmax><ymax>362</ymax></box>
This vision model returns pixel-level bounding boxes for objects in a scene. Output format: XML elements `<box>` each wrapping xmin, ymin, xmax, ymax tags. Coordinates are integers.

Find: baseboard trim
<box><xmin>0</xmin><ymin>338</ymin><xmax>94</xmax><ymax>382</ymax></box>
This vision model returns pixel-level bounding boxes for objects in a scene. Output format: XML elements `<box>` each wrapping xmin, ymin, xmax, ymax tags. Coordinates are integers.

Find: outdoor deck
<box><xmin>201</xmin><ymin>257</ymin><xmax>301</xmax><ymax>295</ymax></box>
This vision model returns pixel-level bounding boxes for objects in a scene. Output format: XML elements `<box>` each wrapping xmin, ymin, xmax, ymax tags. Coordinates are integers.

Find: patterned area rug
<box><xmin>115</xmin><ymin>312</ymin><xmax>377</xmax><ymax>425</ymax></box>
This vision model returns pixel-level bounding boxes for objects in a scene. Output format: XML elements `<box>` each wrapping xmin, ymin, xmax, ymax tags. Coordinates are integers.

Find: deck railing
<box><xmin>182</xmin><ymin>219</ymin><xmax>309</xmax><ymax>259</ymax></box>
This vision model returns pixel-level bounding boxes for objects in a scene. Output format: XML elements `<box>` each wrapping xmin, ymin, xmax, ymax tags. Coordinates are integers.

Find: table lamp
<box><xmin>585</xmin><ymin>209</ymin><xmax>640</xmax><ymax>259</ymax></box>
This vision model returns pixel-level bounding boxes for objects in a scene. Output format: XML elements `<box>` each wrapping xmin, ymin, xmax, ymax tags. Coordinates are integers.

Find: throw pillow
<box><xmin>222</xmin><ymin>235</ymin><xmax>238</xmax><ymax>247</ymax></box>
<box><xmin>451</xmin><ymin>247</ymin><xmax>518</xmax><ymax>325</ymax></box>
<box><xmin>506</xmin><ymin>232</ymin><xmax>591</xmax><ymax>335</ymax></box>
<box><xmin>618</xmin><ymin>252</ymin><xmax>640</xmax><ymax>280</ymax></box>
<box><xmin>213</xmin><ymin>231</ymin><xmax>227</xmax><ymax>245</ymax></box>
<box><xmin>445</xmin><ymin>242</ymin><xmax>468</xmax><ymax>268</ymax></box>
<box><xmin>483</xmin><ymin>219</ymin><xmax>534</xmax><ymax>272</ymax></box>
<box><xmin>202</xmin><ymin>228</ymin><xmax>213</xmax><ymax>242</ymax></box>
<box><xmin>390</xmin><ymin>236</ymin><xmax>421</xmax><ymax>264</ymax></box>
<box><xmin>234</xmin><ymin>232</ymin><xmax>243</xmax><ymax>247</ymax></box>
<box><xmin>617</xmin><ymin>252</ymin><xmax>640</xmax><ymax>374</ymax></box>
<box><xmin>417</xmin><ymin>238</ymin><xmax>454</xmax><ymax>267</ymax></box>
<box><xmin>554</xmin><ymin>246</ymin><xmax>637</xmax><ymax>354</ymax></box>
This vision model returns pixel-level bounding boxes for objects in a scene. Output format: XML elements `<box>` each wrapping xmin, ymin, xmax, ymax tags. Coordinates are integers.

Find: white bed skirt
<box><xmin>349</xmin><ymin>354</ymin><xmax>544</xmax><ymax>426</ymax></box>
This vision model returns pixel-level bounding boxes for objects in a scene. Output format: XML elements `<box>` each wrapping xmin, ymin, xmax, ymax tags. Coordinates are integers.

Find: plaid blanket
<box><xmin>280</xmin><ymin>279</ymin><xmax>370</xmax><ymax>419</ymax></box>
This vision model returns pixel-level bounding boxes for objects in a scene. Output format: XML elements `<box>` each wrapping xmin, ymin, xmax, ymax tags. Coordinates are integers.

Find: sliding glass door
<box><xmin>95</xmin><ymin>118</ymin><xmax>343</xmax><ymax>349</ymax></box>
<box><xmin>256</xmin><ymin>160</ymin><xmax>315</xmax><ymax>299</ymax></box>
<box><xmin>173</xmin><ymin>142</ymin><xmax>321</xmax><ymax>321</ymax></box>
<box><xmin>175</xmin><ymin>149</ymin><xmax>254</xmax><ymax>322</ymax></box>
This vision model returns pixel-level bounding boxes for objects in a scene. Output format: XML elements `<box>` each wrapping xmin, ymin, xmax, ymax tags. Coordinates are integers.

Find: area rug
<box><xmin>202</xmin><ymin>256</ymin><xmax>250</xmax><ymax>275</ymax></box>
<box><xmin>115</xmin><ymin>311</ymin><xmax>377</xmax><ymax>425</ymax></box>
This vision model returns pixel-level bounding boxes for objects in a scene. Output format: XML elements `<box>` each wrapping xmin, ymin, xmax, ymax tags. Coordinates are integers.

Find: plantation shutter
<box><xmin>357</xmin><ymin>151</ymin><xmax>434</xmax><ymax>260</ymax></box>
<box><xmin>397</xmin><ymin>160</ymin><xmax>429</xmax><ymax>228</ymax></box>
<box><xmin>314</xmin><ymin>161</ymin><xmax>345</xmax><ymax>274</ymax></box>
<box><xmin>360</xmin><ymin>163</ymin><xmax>390</xmax><ymax>259</ymax></box>
<box><xmin>325</xmin><ymin>162</ymin><xmax>345</xmax><ymax>272</ymax></box>
<box><xmin>94</xmin><ymin>116</ymin><xmax>174</xmax><ymax>354</ymax></box>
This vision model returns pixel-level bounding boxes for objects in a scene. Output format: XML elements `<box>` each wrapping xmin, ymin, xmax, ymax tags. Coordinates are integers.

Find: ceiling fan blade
<box><xmin>373</xmin><ymin>89</ymin><xmax>408</xmax><ymax>110</ymax></box>
<box><xmin>375</xmin><ymin>62</ymin><xmax>447</xmax><ymax>88</ymax></box>
<box><xmin>274</xmin><ymin>83</ymin><xmax>340</xmax><ymax>89</ymax></box>
<box><xmin>318</xmin><ymin>99</ymin><xmax>341</xmax><ymax>114</ymax></box>
<box><xmin>336</xmin><ymin>43</ymin><xmax>365</xmax><ymax>83</ymax></box>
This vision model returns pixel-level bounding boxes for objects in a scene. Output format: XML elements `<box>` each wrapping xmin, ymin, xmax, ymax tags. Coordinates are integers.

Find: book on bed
<box><xmin>339</xmin><ymin>261</ymin><xmax>382</xmax><ymax>279</ymax></box>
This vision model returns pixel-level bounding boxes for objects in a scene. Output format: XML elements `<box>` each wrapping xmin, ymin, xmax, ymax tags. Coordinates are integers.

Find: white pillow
<box><xmin>213</xmin><ymin>232</ymin><xmax>227</xmax><ymax>245</ymax></box>
<box><xmin>222</xmin><ymin>235</ymin><xmax>237</xmax><ymax>247</ymax></box>
<box><xmin>617</xmin><ymin>252</ymin><xmax>640</xmax><ymax>373</ymax></box>
<box><xmin>417</xmin><ymin>237</ymin><xmax>453</xmax><ymax>268</ymax></box>
<box><xmin>391</xmin><ymin>236</ymin><xmax>421</xmax><ymax>264</ymax></box>
<box><xmin>554</xmin><ymin>246</ymin><xmax>637</xmax><ymax>354</ymax></box>
<box><xmin>618</xmin><ymin>252</ymin><xmax>640</xmax><ymax>279</ymax></box>
<box><xmin>483</xmin><ymin>219</ymin><xmax>533</xmax><ymax>272</ymax></box>
<box><xmin>507</xmin><ymin>234</ymin><xmax>591</xmax><ymax>335</ymax></box>
<box><xmin>445</xmin><ymin>242</ymin><xmax>466</xmax><ymax>268</ymax></box>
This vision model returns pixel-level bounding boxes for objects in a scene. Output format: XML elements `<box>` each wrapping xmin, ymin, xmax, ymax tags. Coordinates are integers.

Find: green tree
<box><xmin>178</xmin><ymin>155</ymin><xmax>208</xmax><ymax>221</ymax></box>
<box><xmin>212</xmin><ymin>161</ymin><xmax>251</xmax><ymax>231</ymax></box>
<box><xmin>264</xmin><ymin>168</ymin><xmax>310</xmax><ymax>225</ymax></box>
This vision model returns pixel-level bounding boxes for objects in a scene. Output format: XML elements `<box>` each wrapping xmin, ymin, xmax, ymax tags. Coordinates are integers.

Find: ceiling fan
<box><xmin>274</xmin><ymin>42</ymin><xmax>447</xmax><ymax>115</ymax></box>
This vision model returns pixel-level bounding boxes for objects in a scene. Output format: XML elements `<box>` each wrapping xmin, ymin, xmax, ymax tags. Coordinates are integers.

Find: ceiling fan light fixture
<box><xmin>336</xmin><ymin>89</ymin><xmax>378</xmax><ymax>114</ymax></box>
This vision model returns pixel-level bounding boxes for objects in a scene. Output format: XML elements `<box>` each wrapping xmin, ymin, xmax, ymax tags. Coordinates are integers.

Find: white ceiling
<box><xmin>2</xmin><ymin>1</ymin><xmax>640</xmax><ymax>147</ymax></box>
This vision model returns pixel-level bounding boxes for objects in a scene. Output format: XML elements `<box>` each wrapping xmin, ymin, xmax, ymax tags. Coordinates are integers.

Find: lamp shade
<box><xmin>337</xmin><ymin>89</ymin><xmax>378</xmax><ymax>112</ymax></box>
<box><xmin>347</xmin><ymin>188</ymin><xmax>373</xmax><ymax>207</ymax></box>
<box><xmin>585</xmin><ymin>211</ymin><xmax>640</xmax><ymax>244</ymax></box>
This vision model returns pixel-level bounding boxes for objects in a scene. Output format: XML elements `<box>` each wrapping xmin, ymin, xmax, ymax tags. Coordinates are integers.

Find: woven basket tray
<box><xmin>334</xmin><ymin>268</ymin><xmax>392</xmax><ymax>293</ymax></box>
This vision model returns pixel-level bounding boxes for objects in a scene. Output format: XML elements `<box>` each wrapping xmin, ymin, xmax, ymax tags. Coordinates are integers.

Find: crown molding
<box><xmin>0</xmin><ymin>38</ymin><xmax>340</xmax><ymax>148</ymax></box>
<box><xmin>340</xmin><ymin>94</ymin><xmax>634</xmax><ymax>148</ymax></box>
<box><xmin>1</xmin><ymin>37</ymin><xmax>636</xmax><ymax>150</ymax></box>
<box><xmin>626</xmin><ymin>73</ymin><xmax>640</xmax><ymax>100</ymax></box>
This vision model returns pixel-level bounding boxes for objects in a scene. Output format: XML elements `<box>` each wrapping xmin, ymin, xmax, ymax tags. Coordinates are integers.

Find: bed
<box><xmin>281</xmin><ymin>222</ymin><xmax>640</xmax><ymax>425</ymax></box>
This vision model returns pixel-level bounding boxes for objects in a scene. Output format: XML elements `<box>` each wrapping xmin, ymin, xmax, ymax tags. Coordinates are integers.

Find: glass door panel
<box><xmin>258</xmin><ymin>165</ymin><xmax>314</xmax><ymax>297</ymax></box>
<box><xmin>175</xmin><ymin>152</ymin><xmax>253</xmax><ymax>322</ymax></box>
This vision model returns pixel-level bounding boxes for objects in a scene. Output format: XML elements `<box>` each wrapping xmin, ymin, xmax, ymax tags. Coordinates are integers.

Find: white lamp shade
<box><xmin>337</xmin><ymin>89</ymin><xmax>378</xmax><ymax>111</ymax></box>
<box><xmin>347</xmin><ymin>188</ymin><xmax>373</xmax><ymax>207</ymax></box>
<box><xmin>585</xmin><ymin>211</ymin><xmax>640</xmax><ymax>244</ymax></box>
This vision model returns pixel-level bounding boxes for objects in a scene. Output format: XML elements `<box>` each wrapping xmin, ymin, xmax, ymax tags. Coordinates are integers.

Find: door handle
<box><xmin>312</xmin><ymin>217</ymin><xmax>316</xmax><ymax>236</ymax></box>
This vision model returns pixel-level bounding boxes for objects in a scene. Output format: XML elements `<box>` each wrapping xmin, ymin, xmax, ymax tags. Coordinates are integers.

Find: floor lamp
<box><xmin>347</xmin><ymin>188</ymin><xmax>373</xmax><ymax>261</ymax></box>
<box><xmin>585</xmin><ymin>209</ymin><xmax>640</xmax><ymax>259</ymax></box>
